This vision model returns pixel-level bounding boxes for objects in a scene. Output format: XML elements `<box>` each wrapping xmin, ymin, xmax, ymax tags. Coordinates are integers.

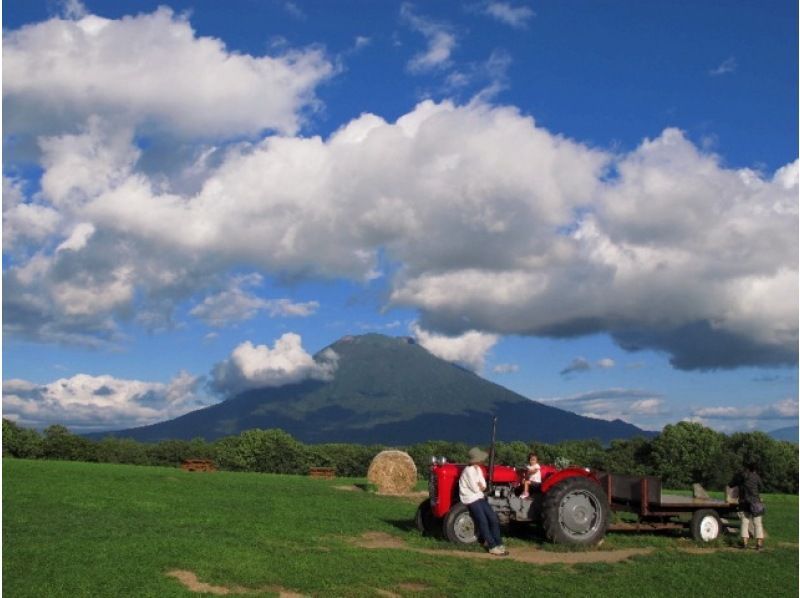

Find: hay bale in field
<box><xmin>367</xmin><ymin>450</ymin><xmax>418</xmax><ymax>494</ymax></box>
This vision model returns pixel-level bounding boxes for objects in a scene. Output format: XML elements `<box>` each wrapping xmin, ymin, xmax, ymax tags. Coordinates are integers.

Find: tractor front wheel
<box><xmin>443</xmin><ymin>503</ymin><xmax>478</xmax><ymax>544</ymax></box>
<box><xmin>414</xmin><ymin>499</ymin><xmax>440</xmax><ymax>536</ymax></box>
<box><xmin>542</xmin><ymin>477</ymin><xmax>609</xmax><ymax>545</ymax></box>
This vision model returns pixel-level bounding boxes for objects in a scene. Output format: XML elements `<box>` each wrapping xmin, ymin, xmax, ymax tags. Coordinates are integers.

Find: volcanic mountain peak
<box><xmin>98</xmin><ymin>333</ymin><xmax>647</xmax><ymax>444</ymax></box>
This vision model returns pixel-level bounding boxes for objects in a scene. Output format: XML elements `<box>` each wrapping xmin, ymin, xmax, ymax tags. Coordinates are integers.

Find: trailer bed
<box><xmin>597</xmin><ymin>472</ymin><xmax>738</xmax><ymax>515</ymax></box>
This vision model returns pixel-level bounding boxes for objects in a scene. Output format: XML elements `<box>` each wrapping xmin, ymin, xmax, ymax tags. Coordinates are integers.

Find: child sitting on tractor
<box><xmin>520</xmin><ymin>453</ymin><xmax>542</xmax><ymax>499</ymax></box>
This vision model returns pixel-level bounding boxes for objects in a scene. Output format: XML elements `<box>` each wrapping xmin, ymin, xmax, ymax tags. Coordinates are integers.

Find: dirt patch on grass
<box><xmin>371</xmin><ymin>582</ymin><xmax>430</xmax><ymax>597</ymax></box>
<box><xmin>352</xmin><ymin>532</ymin><xmax>653</xmax><ymax>564</ymax></box>
<box><xmin>166</xmin><ymin>570</ymin><xmax>307</xmax><ymax>597</ymax></box>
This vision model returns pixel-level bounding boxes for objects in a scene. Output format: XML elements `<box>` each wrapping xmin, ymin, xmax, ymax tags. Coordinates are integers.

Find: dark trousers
<box><xmin>467</xmin><ymin>499</ymin><xmax>503</xmax><ymax>548</ymax></box>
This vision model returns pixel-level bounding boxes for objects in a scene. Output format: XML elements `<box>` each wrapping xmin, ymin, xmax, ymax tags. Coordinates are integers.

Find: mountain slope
<box><xmin>100</xmin><ymin>334</ymin><xmax>648</xmax><ymax>444</ymax></box>
<box><xmin>768</xmin><ymin>426</ymin><xmax>798</xmax><ymax>443</ymax></box>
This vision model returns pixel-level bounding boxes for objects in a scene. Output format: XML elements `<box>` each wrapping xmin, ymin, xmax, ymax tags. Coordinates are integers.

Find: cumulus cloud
<box><xmin>2</xmin><ymin>371</ymin><xmax>211</xmax><ymax>432</ymax></box>
<box><xmin>3</xmin><ymin>6</ymin><xmax>333</xmax><ymax>140</ymax></box>
<box><xmin>394</xmin><ymin>132</ymin><xmax>797</xmax><ymax>370</ymax></box>
<box><xmin>189</xmin><ymin>274</ymin><xmax>319</xmax><ymax>328</ymax></box>
<box><xmin>3</xmin><ymin>176</ymin><xmax>61</xmax><ymax>252</ymax></box>
<box><xmin>4</xmin><ymin>97</ymin><xmax>796</xmax><ymax>370</ymax></box>
<box><xmin>210</xmin><ymin>333</ymin><xmax>338</xmax><ymax>395</ymax></box>
<box><xmin>401</xmin><ymin>4</ymin><xmax>457</xmax><ymax>72</ymax></box>
<box><xmin>492</xmin><ymin>363</ymin><xmax>519</xmax><ymax>374</ymax></box>
<box><xmin>412</xmin><ymin>324</ymin><xmax>499</xmax><ymax>371</ymax></box>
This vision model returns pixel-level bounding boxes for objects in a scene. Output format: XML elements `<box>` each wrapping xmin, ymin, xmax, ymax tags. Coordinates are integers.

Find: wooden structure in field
<box><xmin>308</xmin><ymin>467</ymin><xmax>336</xmax><ymax>479</ymax></box>
<box><xmin>181</xmin><ymin>459</ymin><xmax>217</xmax><ymax>472</ymax></box>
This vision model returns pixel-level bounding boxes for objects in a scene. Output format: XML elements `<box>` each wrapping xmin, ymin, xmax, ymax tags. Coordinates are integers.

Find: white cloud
<box><xmin>412</xmin><ymin>324</ymin><xmax>498</xmax><ymax>371</ymax></box>
<box><xmin>189</xmin><ymin>274</ymin><xmax>319</xmax><ymax>327</ymax></box>
<box><xmin>692</xmin><ymin>399</ymin><xmax>798</xmax><ymax>420</ymax></box>
<box><xmin>596</xmin><ymin>358</ymin><xmax>616</xmax><ymax>369</ymax></box>
<box><xmin>3</xmin><ymin>6</ymin><xmax>333</xmax><ymax>140</ymax></box>
<box><xmin>2</xmin><ymin>371</ymin><xmax>211</xmax><ymax>432</ymax></box>
<box><xmin>492</xmin><ymin>363</ymin><xmax>519</xmax><ymax>374</ymax></box>
<box><xmin>629</xmin><ymin>398</ymin><xmax>663</xmax><ymax>415</ymax></box>
<box><xmin>483</xmin><ymin>2</ymin><xmax>535</xmax><ymax>28</ymax></box>
<box><xmin>390</xmin><ymin>131</ymin><xmax>797</xmax><ymax>370</ymax></box>
<box><xmin>354</xmin><ymin>36</ymin><xmax>371</xmax><ymax>50</ymax></box>
<box><xmin>401</xmin><ymin>4</ymin><xmax>456</xmax><ymax>72</ymax></box>
<box><xmin>210</xmin><ymin>333</ymin><xmax>338</xmax><ymax>395</ymax></box>
<box><xmin>539</xmin><ymin>388</ymin><xmax>666</xmax><ymax>426</ymax></box>
<box><xmin>2</xmin><ymin>176</ymin><xmax>61</xmax><ymax>252</ymax></box>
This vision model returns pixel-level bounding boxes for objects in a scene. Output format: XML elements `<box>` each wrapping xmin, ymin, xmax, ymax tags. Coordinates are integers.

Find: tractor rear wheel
<box><xmin>443</xmin><ymin>503</ymin><xmax>478</xmax><ymax>544</ymax></box>
<box><xmin>542</xmin><ymin>477</ymin><xmax>609</xmax><ymax>545</ymax></box>
<box><xmin>414</xmin><ymin>499</ymin><xmax>439</xmax><ymax>535</ymax></box>
<box><xmin>690</xmin><ymin>509</ymin><xmax>721</xmax><ymax>542</ymax></box>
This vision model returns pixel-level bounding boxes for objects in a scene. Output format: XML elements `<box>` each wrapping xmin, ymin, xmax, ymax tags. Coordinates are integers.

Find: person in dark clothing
<box><xmin>730</xmin><ymin>463</ymin><xmax>765</xmax><ymax>550</ymax></box>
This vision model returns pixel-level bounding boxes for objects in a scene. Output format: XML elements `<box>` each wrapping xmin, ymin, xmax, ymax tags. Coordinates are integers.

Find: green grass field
<box><xmin>3</xmin><ymin>459</ymin><xmax>798</xmax><ymax>597</ymax></box>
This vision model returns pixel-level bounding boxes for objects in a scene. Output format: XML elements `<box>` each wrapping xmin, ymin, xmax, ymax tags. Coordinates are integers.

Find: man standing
<box><xmin>458</xmin><ymin>447</ymin><xmax>508</xmax><ymax>556</ymax></box>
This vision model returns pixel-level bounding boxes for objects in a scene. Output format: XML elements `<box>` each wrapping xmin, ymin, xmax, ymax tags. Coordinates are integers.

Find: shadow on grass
<box><xmin>383</xmin><ymin>518</ymin><xmax>419</xmax><ymax>534</ymax></box>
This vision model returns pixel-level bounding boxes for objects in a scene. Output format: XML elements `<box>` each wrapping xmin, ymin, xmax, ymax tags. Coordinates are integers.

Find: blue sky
<box><xmin>2</xmin><ymin>0</ymin><xmax>797</xmax><ymax>435</ymax></box>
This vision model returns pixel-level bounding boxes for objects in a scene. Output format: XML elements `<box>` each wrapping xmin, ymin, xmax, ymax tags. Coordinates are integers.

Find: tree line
<box><xmin>2</xmin><ymin>419</ymin><xmax>797</xmax><ymax>493</ymax></box>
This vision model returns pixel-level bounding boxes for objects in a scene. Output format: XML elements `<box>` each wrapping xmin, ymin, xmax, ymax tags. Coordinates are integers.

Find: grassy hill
<box><xmin>102</xmin><ymin>334</ymin><xmax>647</xmax><ymax>444</ymax></box>
<box><xmin>4</xmin><ymin>458</ymin><xmax>798</xmax><ymax>597</ymax></box>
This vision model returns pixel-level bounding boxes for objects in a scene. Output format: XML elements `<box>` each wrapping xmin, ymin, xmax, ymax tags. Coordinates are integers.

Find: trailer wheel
<box><xmin>542</xmin><ymin>477</ymin><xmax>609</xmax><ymax>545</ymax></box>
<box><xmin>415</xmin><ymin>499</ymin><xmax>439</xmax><ymax>535</ymax></box>
<box><xmin>443</xmin><ymin>503</ymin><xmax>478</xmax><ymax>544</ymax></box>
<box><xmin>691</xmin><ymin>509</ymin><xmax>721</xmax><ymax>542</ymax></box>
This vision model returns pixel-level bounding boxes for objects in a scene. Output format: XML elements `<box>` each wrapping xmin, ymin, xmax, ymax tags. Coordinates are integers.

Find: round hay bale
<box><xmin>367</xmin><ymin>450</ymin><xmax>418</xmax><ymax>494</ymax></box>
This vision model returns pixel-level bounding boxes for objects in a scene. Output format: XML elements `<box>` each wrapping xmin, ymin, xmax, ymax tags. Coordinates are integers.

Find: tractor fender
<box><xmin>541</xmin><ymin>467</ymin><xmax>600</xmax><ymax>494</ymax></box>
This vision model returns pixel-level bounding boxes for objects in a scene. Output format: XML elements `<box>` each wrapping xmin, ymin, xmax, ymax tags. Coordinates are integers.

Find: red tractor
<box><xmin>415</xmin><ymin>456</ymin><xmax>610</xmax><ymax>546</ymax></box>
<box><xmin>415</xmin><ymin>419</ymin><xmax>610</xmax><ymax>546</ymax></box>
<box><xmin>416</xmin><ymin>420</ymin><xmax>740</xmax><ymax>546</ymax></box>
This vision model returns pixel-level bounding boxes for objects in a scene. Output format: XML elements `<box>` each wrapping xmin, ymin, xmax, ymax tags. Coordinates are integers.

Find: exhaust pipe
<box><xmin>487</xmin><ymin>416</ymin><xmax>497</xmax><ymax>493</ymax></box>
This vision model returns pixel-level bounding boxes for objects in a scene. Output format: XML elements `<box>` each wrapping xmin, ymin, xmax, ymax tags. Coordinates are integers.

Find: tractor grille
<box><xmin>429</xmin><ymin>473</ymin><xmax>438</xmax><ymax>506</ymax></box>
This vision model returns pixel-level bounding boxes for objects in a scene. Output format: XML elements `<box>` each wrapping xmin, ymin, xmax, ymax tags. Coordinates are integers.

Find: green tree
<box><xmin>599</xmin><ymin>437</ymin><xmax>654</xmax><ymax>475</ymax></box>
<box><xmin>41</xmin><ymin>425</ymin><xmax>95</xmax><ymax>462</ymax></box>
<box><xmin>650</xmin><ymin>422</ymin><xmax>726</xmax><ymax>489</ymax></box>
<box><xmin>727</xmin><ymin>431</ymin><xmax>798</xmax><ymax>493</ymax></box>
<box><xmin>551</xmin><ymin>439</ymin><xmax>606</xmax><ymax>470</ymax></box>
<box><xmin>95</xmin><ymin>437</ymin><xmax>149</xmax><ymax>465</ymax></box>
<box><xmin>223</xmin><ymin>429</ymin><xmax>312</xmax><ymax>474</ymax></box>
<box><xmin>2</xmin><ymin>418</ymin><xmax>43</xmax><ymax>458</ymax></box>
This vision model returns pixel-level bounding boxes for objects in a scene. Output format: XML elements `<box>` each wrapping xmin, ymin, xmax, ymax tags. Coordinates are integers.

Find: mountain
<box><xmin>98</xmin><ymin>334</ymin><xmax>648</xmax><ymax>445</ymax></box>
<box><xmin>768</xmin><ymin>426</ymin><xmax>799</xmax><ymax>443</ymax></box>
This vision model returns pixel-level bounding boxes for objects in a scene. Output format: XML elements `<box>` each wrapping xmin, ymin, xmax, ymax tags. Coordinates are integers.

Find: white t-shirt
<box><xmin>527</xmin><ymin>463</ymin><xmax>541</xmax><ymax>483</ymax></box>
<box><xmin>459</xmin><ymin>464</ymin><xmax>486</xmax><ymax>504</ymax></box>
